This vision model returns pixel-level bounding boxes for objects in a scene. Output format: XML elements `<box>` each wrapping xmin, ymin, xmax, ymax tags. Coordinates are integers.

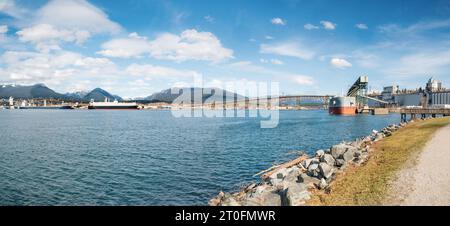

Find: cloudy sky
<box><xmin>1</xmin><ymin>0</ymin><xmax>450</xmax><ymax>98</ymax></box>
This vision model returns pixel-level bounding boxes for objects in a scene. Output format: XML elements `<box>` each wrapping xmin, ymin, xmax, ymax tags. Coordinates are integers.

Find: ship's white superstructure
<box><xmin>88</xmin><ymin>98</ymin><xmax>138</xmax><ymax>109</ymax></box>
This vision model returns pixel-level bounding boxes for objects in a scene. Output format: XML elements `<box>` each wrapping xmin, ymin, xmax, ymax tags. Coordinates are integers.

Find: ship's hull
<box><xmin>88</xmin><ymin>105</ymin><xmax>138</xmax><ymax>110</ymax></box>
<box><xmin>19</xmin><ymin>106</ymin><xmax>73</xmax><ymax>110</ymax></box>
<box><xmin>329</xmin><ymin>106</ymin><xmax>357</xmax><ymax>115</ymax></box>
<box><xmin>329</xmin><ymin>96</ymin><xmax>357</xmax><ymax>115</ymax></box>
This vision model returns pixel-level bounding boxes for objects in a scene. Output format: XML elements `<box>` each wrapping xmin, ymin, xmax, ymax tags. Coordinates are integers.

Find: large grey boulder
<box><xmin>301</xmin><ymin>158</ymin><xmax>319</xmax><ymax>169</ymax></box>
<box><xmin>350</xmin><ymin>139</ymin><xmax>363</xmax><ymax>149</ymax></box>
<box><xmin>383</xmin><ymin>130</ymin><xmax>392</xmax><ymax>137</ymax></box>
<box><xmin>269</xmin><ymin>166</ymin><xmax>301</xmax><ymax>187</ymax></box>
<box><xmin>335</xmin><ymin>159</ymin><xmax>346</xmax><ymax>167</ymax></box>
<box><xmin>315</xmin><ymin>150</ymin><xmax>325</xmax><ymax>158</ymax></box>
<box><xmin>331</xmin><ymin>144</ymin><xmax>351</xmax><ymax>159</ymax></box>
<box><xmin>301</xmin><ymin>159</ymin><xmax>313</xmax><ymax>169</ymax></box>
<box><xmin>283</xmin><ymin>166</ymin><xmax>301</xmax><ymax>183</ymax></box>
<box><xmin>318</xmin><ymin>178</ymin><xmax>328</xmax><ymax>190</ymax></box>
<box><xmin>284</xmin><ymin>182</ymin><xmax>310</xmax><ymax>206</ymax></box>
<box><xmin>362</xmin><ymin>136</ymin><xmax>372</xmax><ymax>143</ymax></box>
<box><xmin>268</xmin><ymin>167</ymin><xmax>288</xmax><ymax>185</ymax></box>
<box><xmin>258</xmin><ymin>191</ymin><xmax>282</xmax><ymax>206</ymax></box>
<box><xmin>220</xmin><ymin>196</ymin><xmax>241</xmax><ymax>206</ymax></box>
<box><xmin>320</xmin><ymin>154</ymin><xmax>336</xmax><ymax>166</ymax></box>
<box><xmin>208</xmin><ymin>191</ymin><xmax>224</xmax><ymax>206</ymax></box>
<box><xmin>342</xmin><ymin>147</ymin><xmax>357</xmax><ymax>162</ymax></box>
<box><xmin>269</xmin><ymin>178</ymin><xmax>283</xmax><ymax>187</ymax></box>
<box><xmin>374</xmin><ymin>133</ymin><xmax>384</xmax><ymax>141</ymax></box>
<box><xmin>319</xmin><ymin>163</ymin><xmax>334</xmax><ymax>179</ymax></box>
<box><xmin>245</xmin><ymin>185</ymin><xmax>281</xmax><ymax>206</ymax></box>
<box><xmin>298</xmin><ymin>173</ymin><xmax>320</xmax><ymax>188</ymax></box>
<box><xmin>307</xmin><ymin>163</ymin><xmax>320</xmax><ymax>177</ymax></box>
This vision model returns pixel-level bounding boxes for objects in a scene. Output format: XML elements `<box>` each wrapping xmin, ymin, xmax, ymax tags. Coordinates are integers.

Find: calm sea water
<box><xmin>0</xmin><ymin>110</ymin><xmax>399</xmax><ymax>205</ymax></box>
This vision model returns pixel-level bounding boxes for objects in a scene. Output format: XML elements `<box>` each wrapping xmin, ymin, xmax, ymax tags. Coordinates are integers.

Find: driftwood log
<box><xmin>254</xmin><ymin>155</ymin><xmax>308</xmax><ymax>180</ymax></box>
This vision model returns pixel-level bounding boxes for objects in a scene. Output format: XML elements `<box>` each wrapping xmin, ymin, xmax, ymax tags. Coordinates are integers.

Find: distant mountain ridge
<box><xmin>146</xmin><ymin>87</ymin><xmax>246</xmax><ymax>103</ymax></box>
<box><xmin>0</xmin><ymin>84</ymin><xmax>123</xmax><ymax>102</ymax></box>
<box><xmin>64</xmin><ymin>91</ymin><xmax>88</xmax><ymax>100</ymax></box>
<box><xmin>1</xmin><ymin>84</ymin><xmax>245</xmax><ymax>103</ymax></box>
<box><xmin>82</xmin><ymin>88</ymin><xmax>123</xmax><ymax>102</ymax></box>
<box><xmin>0</xmin><ymin>84</ymin><xmax>64</xmax><ymax>99</ymax></box>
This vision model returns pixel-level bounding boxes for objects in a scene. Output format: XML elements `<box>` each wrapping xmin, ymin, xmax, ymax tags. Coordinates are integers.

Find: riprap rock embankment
<box><xmin>209</xmin><ymin>122</ymin><xmax>409</xmax><ymax>206</ymax></box>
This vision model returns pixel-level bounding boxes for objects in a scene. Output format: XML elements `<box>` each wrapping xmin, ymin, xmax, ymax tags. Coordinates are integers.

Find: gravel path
<box><xmin>389</xmin><ymin>125</ymin><xmax>450</xmax><ymax>206</ymax></box>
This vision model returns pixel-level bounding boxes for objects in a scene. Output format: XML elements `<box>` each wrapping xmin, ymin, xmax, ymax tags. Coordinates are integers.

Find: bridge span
<box><xmin>196</xmin><ymin>95</ymin><xmax>334</xmax><ymax>109</ymax></box>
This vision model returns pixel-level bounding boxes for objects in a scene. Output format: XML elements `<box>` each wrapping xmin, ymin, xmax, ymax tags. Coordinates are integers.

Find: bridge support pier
<box><xmin>401</xmin><ymin>113</ymin><xmax>407</xmax><ymax>123</ymax></box>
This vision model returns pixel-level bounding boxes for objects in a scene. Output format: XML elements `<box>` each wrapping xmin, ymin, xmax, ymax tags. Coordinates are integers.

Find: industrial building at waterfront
<box><xmin>370</xmin><ymin>78</ymin><xmax>450</xmax><ymax>107</ymax></box>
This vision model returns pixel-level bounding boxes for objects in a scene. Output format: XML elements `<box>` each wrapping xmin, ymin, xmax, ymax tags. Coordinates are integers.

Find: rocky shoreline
<box><xmin>209</xmin><ymin>121</ymin><xmax>412</xmax><ymax>206</ymax></box>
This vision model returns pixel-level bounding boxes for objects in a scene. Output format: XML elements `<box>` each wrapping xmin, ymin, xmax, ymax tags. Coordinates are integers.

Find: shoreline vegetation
<box><xmin>309</xmin><ymin>117</ymin><xmax>450</xmax><ymax>205</ymax></box>
<box><xmin>209</xmin><ymin>117</ymin><xmax>450</xmax><ymax>206</ymax></box>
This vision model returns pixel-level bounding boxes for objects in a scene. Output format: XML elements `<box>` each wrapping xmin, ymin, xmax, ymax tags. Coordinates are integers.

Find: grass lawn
<box><xmin>307</xmin><ymin>117</ymin><xmax>450</xmax><ymax>206</ymax></box>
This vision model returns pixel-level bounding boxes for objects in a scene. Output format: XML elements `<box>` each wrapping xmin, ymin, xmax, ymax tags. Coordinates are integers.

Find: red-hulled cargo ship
<box><xmin>329</xmin><ymin>96</ymin><xmax>357</xmax><ymax>115</ymax></box>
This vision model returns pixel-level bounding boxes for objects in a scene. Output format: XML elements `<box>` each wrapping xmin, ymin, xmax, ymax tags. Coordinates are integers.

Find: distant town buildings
<box><xmin>426</xmin><ymin>78</ymin><xmax>443</xmax><ymax>92</ymax></box>
<box><xmin>370</xmin><ymin>77</ymin><xmax>450</xmax><ymax>107</ymax></box>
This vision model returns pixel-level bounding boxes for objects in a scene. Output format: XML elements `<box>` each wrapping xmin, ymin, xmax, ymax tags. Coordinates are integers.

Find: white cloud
<box><xmin>0</xmin><ymin>50</ymin><xmax>118</xmax><ymax>88</ymax></box>
<box><xmin>228</xmin><ymin>61</ymin><xmax>271</xmax><ymax>74</ymax></box>
<box><xmin>291</xmin><ymin>75</ymin><xmax>315</xmax><ymax>85</ymax></box>
<box><xmin>17</xmin><ymin>24</ymin><xmax>90</xmax><ymax>47</ymax></box>
<box><xmin>125</xmin><ymin>63</ymin><xmax>201</xmax><ymax>79</ymax></box>
<box><xmin>355</xmin><ymin>23</ymin><xmax>368</xmax><ymax>30</ymax></box>
<box><xmin>304</xmin><ymin>23</ymin><xmax>319</xmax><ymax>30</ymax></box>
<box><xmin>265</xmin><ymin>35</ymin><xmax>274</xmax><ymax>40</ymax></box>
<box><xmin>204</xmin><ymin>15</ymin><xmax>215</xmax><ymax>23</ymax></box>
<box><xmin>271</xmin><ymin>18</ymin><xmax>286</xmax><ymax>26</ymax></box>
<box><xmin>352</xmin><ymin>52</ymin><xmax>379</xmax><ymax>69</ymax></box>
<box><xmin>379</xmin><ymin>19</ymin><xmax>450</xmax><ymax>35</ymax></box>
<box><xmin>384</xmin><ymin>51</ymin><xmax>450</xmax><ymax>76</ymax></box>
<box><xmin>270</xmin><ymin>59</ymin><xmax>284</xmax><ymax>65</ymax></box>
<box><xmin>173</xmin><ymin>11</ymin><xmax>188</xmax><ymax>25</ymax></box>
<box><xmin>98</xmin><ymin>29</ymin><xmax>234</xmax><ymax>62</ymax></box>
<box><xmin>346</xmin><ymin>20</ymin><xmax>450</xmax><ymax>83</ymax></box>
<box><xmin>11</xmin><ymin>0</ymin><xmax>121</xmax><ymax>52</ymax></box>
<box><xmin>0</xmin><ymin>25</ymin><xmax>8</xmax><ymax>34</ymax></box>
<box><xmin>330</xmin><ymin>58</ymin><xmax>352</xmax><ymax>69</ymax></box>
<box><xmin>0</xmin><ymin>25</ymin><xmax>8</xmax><ymax>44</ymax></box>
<box><xmin>0</xmin><ymin>0</ymin><xmax>28</xmax><ymax>20</ymax></box>
<box><xmin>260</xmin><ymin>41</ymin><xmax>315</xmax><ymax>60</ymax></box>
<box><xmin>320</xmin><ymin>20</ymin><xmax>336</xmax><ymax>30</ymax></box>
<box><xmin>34</xmin><ymin>0</ymin><xmax>121</xmax><ymax>34</ymax></box>
<box><xmin>74</xmin><ymin>57</ymin><xmax>114</xmax><ymax>68</ymax></box>
<box><xmin>149</xmin><ymin>29</ymin><xmax>233</xmax><ymax>62</ymax></box>
<box><xmin>97</xmin><ymin>32</ymin><xmax>151</xmax><ymax>58</ymax></box>
<box><xmin>260</xmin><ymin>58</ymin><xmax>284</xmax><ymax>65</ymax></box>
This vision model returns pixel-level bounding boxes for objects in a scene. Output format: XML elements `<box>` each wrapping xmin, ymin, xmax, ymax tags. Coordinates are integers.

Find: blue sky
<box><xmin>1</xmin><ymin>0</ymin><xmax>450</xmax><ymax>98</ymax></box>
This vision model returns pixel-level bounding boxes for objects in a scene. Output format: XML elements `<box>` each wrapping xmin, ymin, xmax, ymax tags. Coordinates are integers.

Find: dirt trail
<box><xmin>388</xmin><ymin>125</ymin><xmax>450</xmax><ymax>206</ymax></box>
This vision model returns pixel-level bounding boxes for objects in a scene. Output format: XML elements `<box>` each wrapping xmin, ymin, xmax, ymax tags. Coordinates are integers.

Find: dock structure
<box><xmin>400</xmin><ymin>108</ymin><xmax>450</xmax><ymax>122</ymax></box>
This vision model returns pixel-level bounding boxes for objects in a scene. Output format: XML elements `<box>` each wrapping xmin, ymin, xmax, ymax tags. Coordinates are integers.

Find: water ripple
<box><xmin>0</xmin><ymin>110</ymin><xmax>399</xmax><ymax>205</ymax></box>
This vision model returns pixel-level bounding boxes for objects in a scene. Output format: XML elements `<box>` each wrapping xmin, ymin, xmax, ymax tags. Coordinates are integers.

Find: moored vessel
<box><xmin>17</xmin><ymin>100</ymin><xmax>74</xmax><ymax>110</ymax></box>
<box><xmin>88</xmin><ymin>99</ymin><xmax>138</xmax><ymax>110</ymax></box>
<box><xmin>329</xmin><ymin>96</ymin><xmax>357</xmax><ymax>115</ymax></box>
